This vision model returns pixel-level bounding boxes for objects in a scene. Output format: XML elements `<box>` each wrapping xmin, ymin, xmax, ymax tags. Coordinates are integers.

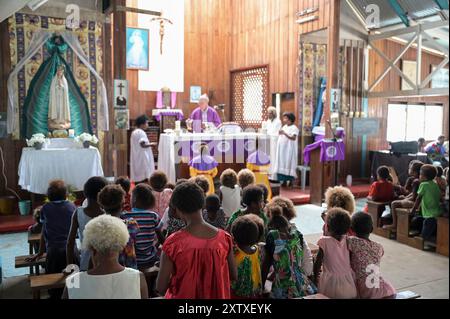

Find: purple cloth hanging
<box><xmin>303</xmin><ymin>139</ymin><xmax>345</xmax><ymax>165</ymax></box>
<box><xmin>156</xmin><ymin>91</ymin><xmax>164</xmax><ymax>109</ymax></box>
<box><xmin>171</xmin><ymin>92</ymin><xmax>177</xmax><ymax>108</ymax></box>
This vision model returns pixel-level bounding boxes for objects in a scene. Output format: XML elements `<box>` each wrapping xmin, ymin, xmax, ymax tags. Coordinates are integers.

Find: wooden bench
<box><xmin>30</xmin><ymin>273</ymin><xmax>67</xmax><ymax>299</ymax></box>
<box><xmin>27</xmin><ymin>232</ymin><xmax>41</xmax><ymax>274</ymax></box>
<box><xmin>385</xmin><ymin>290</ymin><xmax>420</xmax><ymax>299</ymax></box>
<box><xmin>15</xmin><ymin>254</ymin><xmax>46</xmax><ymax>275</ymax></box>
<box><xmin>436</xmin><ymin>217</ymin><xmax>449</xmax><ymax>257</ymax></box>
<box><xmin>396</xmin><ymin>208</ymin><xmax>424</xmax><ymax>250</ymax></box>
<box><xmin>367</xmin><ymin>201</ymin><xmax>395</xmax><ymax>239</ymax></box>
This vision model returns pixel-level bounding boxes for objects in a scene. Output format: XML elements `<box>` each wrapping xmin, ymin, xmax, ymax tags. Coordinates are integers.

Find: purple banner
<box><xmin>303</xmin><ymin>139</ymin><xmax>345</xmax><ymax>165</ymax></box>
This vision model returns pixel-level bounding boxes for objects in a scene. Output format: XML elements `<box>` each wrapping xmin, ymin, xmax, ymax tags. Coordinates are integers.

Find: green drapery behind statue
<box><xmin>22</xmin><ymin>35</ymin><xmax>93</xmax><ymax>138</ymax></box>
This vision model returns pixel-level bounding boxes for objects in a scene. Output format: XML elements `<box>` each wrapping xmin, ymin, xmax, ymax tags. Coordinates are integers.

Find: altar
<box><xmin>158</xmin><ymin>132</ymin><xmax>278</xmax><ymax>183</ymax></box>
<box><xmin>18</xmin><ymin>144</ymin><xmax>104</xmax><ymax>194</ymax></box>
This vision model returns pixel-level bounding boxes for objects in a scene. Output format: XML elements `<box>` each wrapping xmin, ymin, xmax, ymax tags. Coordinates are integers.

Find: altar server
<box><xmin>273</xmin><ymin>112</ymin><xmax>299</xmax><ymax>187</ymax></box>
<box><xmin>247</xmin><ymin>149</ymin><xmax>272</xmax><ymax>201</ymax></box>
<box><xmin>130</xmin><ymin>115</ymin><xmax>155</xmax><ymax>184</ymax></box>
<box><xmin>264</xmin><ymin>106</ymin><xmax>282</xmax><ymax>135</ymax></box>
<box><xmin>189</xmin><ymin>94</ymin><xmax>221</xmax><ymax>133</ymax></box>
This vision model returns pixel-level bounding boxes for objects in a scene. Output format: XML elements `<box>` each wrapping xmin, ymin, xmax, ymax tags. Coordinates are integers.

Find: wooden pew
<box><xmin>15</xmin><ymin>254</ymin><xmax>46</xmax><ymax>275</ymax></box>
<box><xmin>367</xmin><ymin>201</ymin><xmax>394</xmax><ymax>239</ymax></box>
<box><xmin>27</xmin><ymin>232</ymin><xmax>41</xmax><ymax>274</ymax></box>
<box><xmin>30</xmin><ymin>273</ymin><xmax>67</xmax><ymax>299</ymax></box>
<box><xmin>436</xmin><ymin>217</ymin><xmax>449</xmax><ymax>257</ymax></box>
<box><xmin>396</xmin><ymin>208</ymin><xmax>424</xmax><ymax>250</ymax></box>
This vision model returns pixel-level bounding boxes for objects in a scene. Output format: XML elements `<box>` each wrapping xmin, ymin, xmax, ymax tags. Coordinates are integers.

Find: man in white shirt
<box><xmin>130</xmin><ymin>115</ymin><xmax>155</xmax><ymax>184</ymax></box>
<box><xmin>265</xmin><ymin>106</ymin><xmax>282</xmax><ymax>135</ymax></box>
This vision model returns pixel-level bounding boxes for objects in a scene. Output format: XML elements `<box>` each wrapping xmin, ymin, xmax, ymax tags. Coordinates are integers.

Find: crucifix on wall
<box><xmin>150</xmin><ymin>12</ymin><xmax>173</xmax><ymax>55</ymax></box>
<box><xmin>114</xmin><ymin>79</ymin><xmax>129</xmax><ymax>108</ymax></box>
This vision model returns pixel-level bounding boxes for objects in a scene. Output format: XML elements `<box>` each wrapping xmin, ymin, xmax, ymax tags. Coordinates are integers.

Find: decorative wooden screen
<box><xmin>231</xmin><ymin>66</ymin><xmax>269</xmax><ymax>129</ymax></box>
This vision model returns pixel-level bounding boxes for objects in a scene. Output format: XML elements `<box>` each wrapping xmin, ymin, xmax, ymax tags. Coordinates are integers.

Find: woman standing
<box><xmin>130</xmin><ymin>115</ymin><xmax>155</xmax><ymax>185</ymax></box>
<box><xmin>273</xmin><ymin>112</ymin><xmax>299</xmax><ymax>187</ymax></box>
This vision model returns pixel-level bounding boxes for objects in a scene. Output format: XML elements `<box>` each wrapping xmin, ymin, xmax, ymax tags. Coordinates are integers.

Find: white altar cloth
<box><xmin>158</xmin><ymin>132</ymin><xmax>278</xmax><ymax>183</ymax></box>
<box><xmin>18</xmin><ymin>147</ymin><xmax>104</xmax><ymax>194</ymax></box>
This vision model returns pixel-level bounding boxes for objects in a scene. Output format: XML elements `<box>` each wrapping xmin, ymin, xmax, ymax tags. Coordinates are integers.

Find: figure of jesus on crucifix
<box><xmin>150</xmin><ymin>12</ymin><xmax>173</xmax><ymax>55</ymax></box>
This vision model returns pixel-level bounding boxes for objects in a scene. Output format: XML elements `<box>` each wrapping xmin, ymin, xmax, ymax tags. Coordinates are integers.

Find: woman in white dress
<box><xmin>130</xmin><ymin>115</ymin><xmax>155</xmax><ymax>184</ymax></box>
<box><xmin>64</xmin><ymin>214</ymin><xmax>148</xmax><ymax>299</ymax></box>
<box><xmin>273</xmin><ymin>112</ymin><xmax>299</xmax><ymax>187</ymax></box>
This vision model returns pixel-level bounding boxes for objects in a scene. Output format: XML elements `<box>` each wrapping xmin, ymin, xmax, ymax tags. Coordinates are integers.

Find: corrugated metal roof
<box><xmin>349</xmin><ymin>0</ymin><xmax>443</xmax><ymax>29</ymax></box>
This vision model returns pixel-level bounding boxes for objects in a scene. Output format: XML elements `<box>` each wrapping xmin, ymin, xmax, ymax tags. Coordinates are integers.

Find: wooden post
<box><xmin>103</xmin><ymin>15</ymin><xmax>114</xmax><ymax>177</ymax></box>
<box><xmin>113</xmin><ymin>0</ymin><xmax>128</xmax><ymax>177</ymax></box>
<box><xmin>309</xmin><ymin>0</ymin><xmax>341</xmax><ymax>204</ymax></box>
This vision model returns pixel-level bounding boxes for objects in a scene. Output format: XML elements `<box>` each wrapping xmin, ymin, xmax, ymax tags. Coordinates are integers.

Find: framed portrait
<box><xmin>115</xmin><ymin>109</ymin><xmax>130</xmax><ymax>130</ymax></box>
<box><xmin>431</xmin><ymin>65</ymin><xmax>449</xmax><ymax>89</ymax></box>
<box><xmin>126</xmin><ymin>27</ymin><xmax>149</xmax><ymax>71</ymax></box>
<box><xmin>401</xmin><ymin>60</ymin><xmax>417</xmax><ymax>90</ymax></box>
<box><xmin>190</xmin><ymin>86</ymin><xmax>202</xmax><ymax>103</ymax></box>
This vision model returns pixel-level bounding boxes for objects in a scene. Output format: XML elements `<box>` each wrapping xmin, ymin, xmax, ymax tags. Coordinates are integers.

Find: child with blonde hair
<box><xmin>237</xmin><ymin>169</ymin><xmax>256</xmax><ymax>190</ymax></box>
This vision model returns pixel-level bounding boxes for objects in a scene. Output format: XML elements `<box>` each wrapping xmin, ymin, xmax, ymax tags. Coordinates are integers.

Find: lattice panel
<box><xmin>231</xmin><ymin>66</ymin><xmax>269</xmax><ymax>129</ymax></box>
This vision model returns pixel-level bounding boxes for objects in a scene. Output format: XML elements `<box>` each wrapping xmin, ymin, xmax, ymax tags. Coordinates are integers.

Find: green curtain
<box><xmin>22</xmin><ymin>35</ymin><xmax>93</xmax><ymax>138</ymax></box>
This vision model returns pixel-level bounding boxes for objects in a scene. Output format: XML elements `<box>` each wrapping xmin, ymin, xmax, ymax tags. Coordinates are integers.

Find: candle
<box><xmin>175</xmin><ymin>121</ymin><xmax>181</xmax><ymax>131</ymax></box>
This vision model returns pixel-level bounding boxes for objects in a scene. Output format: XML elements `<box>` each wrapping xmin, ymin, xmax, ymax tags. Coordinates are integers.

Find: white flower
<box><xmin>26</xmin><ymin>133</ymin><xmax>48</xmax><ymax>147</ymax></box>
<box><xmin>75</xmin><ymin>133</ymin><xmax>98</xmax><ymax>145</ymax></box>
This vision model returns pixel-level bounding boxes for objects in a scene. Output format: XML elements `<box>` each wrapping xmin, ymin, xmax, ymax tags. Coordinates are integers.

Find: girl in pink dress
<box><xmin>314</xmin><ymin>208</ymin><xmax>357</xmax><ymax>299</ymax></box>
<box><xmin>348</xmin><ymin>212</ymin><xmax>396</xmax><ymax>299</ymax></box>
<box><xmin>149</xmin><ymin>171</ymin><xmax>173</xmax><ymax>218</ymax></box>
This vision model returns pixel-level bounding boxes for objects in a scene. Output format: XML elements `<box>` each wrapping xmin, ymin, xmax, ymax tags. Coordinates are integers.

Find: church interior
<box><xmin>0</xmin><ymin>0</ymin><xmax>448</xmax><ymax>300</ymax></box>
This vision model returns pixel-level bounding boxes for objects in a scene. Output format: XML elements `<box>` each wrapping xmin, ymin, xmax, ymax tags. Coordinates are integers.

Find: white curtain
<box><xmin>7</xmin><ymin>30</ymin><xmax>109</xmax><ymax>137</ymax></box>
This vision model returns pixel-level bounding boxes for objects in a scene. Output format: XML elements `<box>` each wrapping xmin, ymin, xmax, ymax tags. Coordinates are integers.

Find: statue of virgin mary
<box><xmin>48</xmin><ymin>64</ymin><xmax>71</xmax><ymax>130</ymax></box>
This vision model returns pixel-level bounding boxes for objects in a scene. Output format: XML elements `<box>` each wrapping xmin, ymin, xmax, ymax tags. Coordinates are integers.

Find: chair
<box><xmin>296</xmin><ymin>165</ymin><xmax>311</xmax><ymax>190</ymax></box>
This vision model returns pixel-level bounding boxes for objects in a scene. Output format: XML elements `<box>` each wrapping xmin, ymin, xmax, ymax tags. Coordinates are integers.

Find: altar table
<box><xmin>18</xmin><ymin>147</ymin><xmax>104</xmax><ymax>194</ymax></box>
<box><xmin>158</xmin><ymin>132</ymin><xmax>278</xmax><ymax>183</ymax></box>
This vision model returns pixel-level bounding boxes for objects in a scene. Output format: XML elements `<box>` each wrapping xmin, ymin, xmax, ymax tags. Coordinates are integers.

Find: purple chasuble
<box><xmin>189</xmin><ymin>154</ymin><xmax>219</xmax><ymax>171</ymax></box>
<box><xmin>190</xmin><ymin>106</ymin><xmax>222</xmax><ymax>133</ymax></box>
<box><xmin>247</xmin><ymin>150</ymin><xmax>270</xmax><ymax>166</ymax></box>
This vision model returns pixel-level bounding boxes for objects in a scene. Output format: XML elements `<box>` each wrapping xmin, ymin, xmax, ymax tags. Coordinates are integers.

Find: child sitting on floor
<box><xmin>156</xmin><ymin>182</ymin><xmax>237</xmax><ymax>299</ymax></box>
<box><xmin>67</xmin><ymin>176</ymin><xmax>108</xmax><ymax>271</ymax></box>
<box><xmin>322</xmin><ymin>186</ymin><xmax>356</xmax><ymax>236</ymax></box>
<box><xmin>191</xmin><ymin>175</ymin><xmax>211</xmax><ymax>196</ymax></box>
<box><xmin>189</xmin><ymin>144</ymin><xmax>218</xmax><ymax>195</ymax></box>
<box><xmin>265</xmin><ymin>196</ymin><xmax>297</xmax><ymax>223</ymax></box>
<box><xmin>348</xmin><ymin>212</ymin><xmax>395</xmax><ymax>299</ymax></box>
<box><xmin>262</xmin><ymin>212</ymin><xmax>316</xmax><ymax>299</ymax></box>
<box><xmin>149</xmin><ymin>171</ymin><xmax>173</xmax><ymax>218</ymax></box>
<box><xmin>123</xmin><ymin>184</ymin><xmax>163</xmax><ymax>269</ymax></box>
<box><xmin>410</xmin><ymin>165</ymin><xmax>442</xmax><ymax>242</ymax></box>
<box><xmin>314</xmin><ymin>208</ymin><xmax>357</xmax><ymax>299</ymax></box>
<box><xmin>115</xmin><ymin>176</ymin><xmax>131</xmax><ymax>212</ymax></box>
<box><xmin>237</xmin><ymin>169</ymin><xmax>256</xmax><ymax>190</ymax></box>
<box><xmin>97</xmin><ymin>185</ymin><xmax>140</xmax><ymax>269</ymax></box>
<box><xmin>230</xmin><ymin>215</ymin><xmax>265</xmax><ymax>299</ymax></box>
<box><xmin>385</xmin><ymin>161</ymin><xmax>423</xmax><ymax>230</ymax></box>
<box><xmin>202</xmin><ymin>194</ymin><xmax>226</xmax><ymax>229</ymax></box>
<box><xmin>159</xmin><ymin>179</ymin><xmax>188</xmax><ymax>237</ymax></box>
<box><xmin>226</xmin><ymin>186</ymin><xmax>268</xmax><ymax>231</ymax></box>
<box><xmin>220</xmin><ymin>169</ymin><xmax>242</xmax><ymax>218</ymax></box>
<box><xmin>28</xmin><ymin>180</ymin><xmax>76</xmax><ymax>299</ymax></box>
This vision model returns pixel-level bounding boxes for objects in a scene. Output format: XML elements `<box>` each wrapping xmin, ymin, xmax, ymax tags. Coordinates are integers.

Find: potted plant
<box><xmin>26</xmin><ymin>133</ymin><xmax>48</xmax><ymax>150</ymax></box>
<box><xmin>75</xmin><ymin>133</ymin><xmax>99</xmax><ymax>149</ymax></box>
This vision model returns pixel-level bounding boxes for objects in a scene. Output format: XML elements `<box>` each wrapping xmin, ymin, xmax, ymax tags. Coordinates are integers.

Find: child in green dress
<box><xmin>261</xmin><ymin>212</ymin><xmax>317</xmax><ymax>299</ymax></box>
<box><xmin>230</xmin><ymin>215</ymin><xmax>265</xmax><ymax>299</ymax></box>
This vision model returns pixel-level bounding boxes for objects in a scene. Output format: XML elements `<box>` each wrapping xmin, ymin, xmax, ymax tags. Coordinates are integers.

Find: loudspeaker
<box><xmin>389</xmin><ymin>141</ymin><xmax>419</xmax><ymax>154</ymax></box>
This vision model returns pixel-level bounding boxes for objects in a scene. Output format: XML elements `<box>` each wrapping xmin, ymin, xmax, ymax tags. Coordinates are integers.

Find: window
<box><xmin>231</xmin><ymin>66</ymin><xmax>269</xmax><ymax>129</ymax></box>
<box><xmin>386</xmin><ymin>103</ymin><xmax>444</xmax><ymax>142</ymax></box>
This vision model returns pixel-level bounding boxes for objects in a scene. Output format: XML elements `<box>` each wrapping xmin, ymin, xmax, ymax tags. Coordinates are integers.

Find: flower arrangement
<box><xmin>75</xmin><ymin>133</ymin><xmax>99</xmax><ymax>148</ymax></box>
<box><xmin>26</xmin><ymin>133</ymin><xmax>48</xmax><ymax>150</ymax></box>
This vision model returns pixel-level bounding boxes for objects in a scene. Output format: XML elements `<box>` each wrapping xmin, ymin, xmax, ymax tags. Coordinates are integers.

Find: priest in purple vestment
<box><xmin>188</xmin><ymin>94</ymin><xmax>222</xmax><ymax>133</ymax></box>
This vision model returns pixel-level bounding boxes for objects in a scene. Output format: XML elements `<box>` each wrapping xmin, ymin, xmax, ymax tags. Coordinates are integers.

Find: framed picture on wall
<box><xmin>190</xmin><ymin>86</ymin><xmax>202</xmax><ymax>103</ymax></box>
<box><xmin>401</xmin><ymin>60</ymin><xmax>417</xmax><ymax>90</ymax></box>
<box><xmin>126</xmin><ymin>27</ymin><xmax>150</xmax><ymax>71</ymax></box>
<box><xmin>431</xmin><ymin>65</ymin><xmax>449</xmax><ymax>89</ymax></box>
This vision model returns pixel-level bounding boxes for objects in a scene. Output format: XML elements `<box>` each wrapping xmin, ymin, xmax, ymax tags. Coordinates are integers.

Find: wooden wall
<box><xmin>126</xmin><ymin>0</ymin><xmax>232</xmax><ymax>120</ymax></box>
<box><xmin>341</xmin><ymin>39</ymin><xmax>449</xmax><ymax>179</ymax></box>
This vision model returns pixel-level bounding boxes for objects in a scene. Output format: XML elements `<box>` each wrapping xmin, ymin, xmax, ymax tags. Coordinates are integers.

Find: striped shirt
<box><xmin>123</xmin><ymin>208</ymin><xmax>161</xmax><ymax>268</ymax></box>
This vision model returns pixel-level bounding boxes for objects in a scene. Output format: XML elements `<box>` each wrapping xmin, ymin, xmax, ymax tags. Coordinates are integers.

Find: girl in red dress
<box><xmin>156</xmin><ymin>182</ymin><xmax>237</xmax><ymax>299</ymax></box>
